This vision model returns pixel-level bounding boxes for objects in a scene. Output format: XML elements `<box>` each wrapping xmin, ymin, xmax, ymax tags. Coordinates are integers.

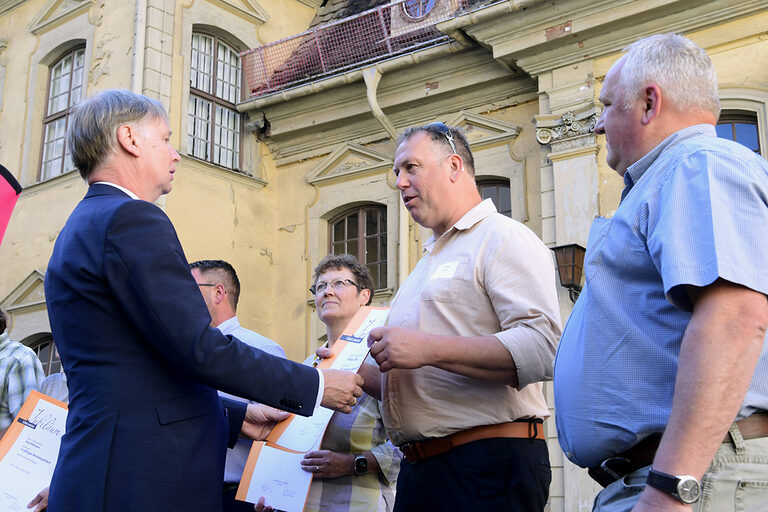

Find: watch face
<box><xmin>355</xmin><ymin>456</ymin><xmax>368</xmax><ymax>475</ymax></box>
<box><xmin>676</xmin><ymin>477</ymin><xmax>701</xmax><ymax>504</ymax></box>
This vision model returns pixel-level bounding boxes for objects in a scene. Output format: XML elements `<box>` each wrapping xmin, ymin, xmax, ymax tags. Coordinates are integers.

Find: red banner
<box><xmin>0</xmin><ymin>164</ymin><xmax>21</xmax><ymax>247</ymax></box>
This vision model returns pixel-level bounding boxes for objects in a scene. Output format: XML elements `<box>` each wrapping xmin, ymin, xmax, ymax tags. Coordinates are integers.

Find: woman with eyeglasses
<box><xmin>300</xmin><ymin>254</ymin><xmax>399</xmax><ymax>512</ymax></box>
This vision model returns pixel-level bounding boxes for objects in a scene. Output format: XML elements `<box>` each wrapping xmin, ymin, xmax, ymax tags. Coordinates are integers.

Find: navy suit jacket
<box><xmin>45</xmin><ymin>184</ymin><xmax>319</xmax><ymax>511</ymax></box>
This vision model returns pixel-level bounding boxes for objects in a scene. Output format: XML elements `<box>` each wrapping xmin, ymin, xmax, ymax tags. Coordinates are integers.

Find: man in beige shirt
<box><xmin>368</xmin><ymin>123</ymin><xmax>562</xmax><ymax>511</ymax></box>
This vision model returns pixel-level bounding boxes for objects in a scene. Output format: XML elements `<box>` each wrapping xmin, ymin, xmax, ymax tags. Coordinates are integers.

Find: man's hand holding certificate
<box><xmin>0</xmin><ymin>391</ymin><xmax>68</xmax><ymax>512</ymax></box>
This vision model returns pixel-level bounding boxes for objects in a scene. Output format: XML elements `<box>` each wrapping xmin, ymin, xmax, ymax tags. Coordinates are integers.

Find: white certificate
<box><xmin>240</xmin><ymin>442</ymin><xmax>316</xmax><ymax>512</ymax></box>
<box><xmin>271</xmin><ymin>307</ymin><xmax>390</xmax><ymax>452</ymax></box>
<box><xmin>265</xmin><ymin>306</ymin><xmax>389</xmax><ymax>453</ymax></box>
<box><xmin>0</xmin><ymin>391</ymin><xmax>68</xmax><ymax>512</ymax></box>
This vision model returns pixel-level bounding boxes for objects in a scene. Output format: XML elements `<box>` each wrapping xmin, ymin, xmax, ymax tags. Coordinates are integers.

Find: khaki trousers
<box><xmin>593</xmin><ymin>426</ymin><xmax>768</xmax><ymax>511</ymax></box>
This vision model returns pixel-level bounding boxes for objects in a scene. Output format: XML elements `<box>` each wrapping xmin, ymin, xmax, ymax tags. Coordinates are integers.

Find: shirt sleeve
<box><xmin>5</xmin><ymin>354</ymin><xmax>45</xmax><ymax>421</ymax></box>
<box><xmin>649</xmin><ymin>147</ymin><xmax>768</xmax><ymax>310</ymax></box>
<box><xmin>486</xmin><ymin>223</ymin><xmax>563</xmax><ymax>388</ymax></box>
<box><xmin>369</xmin><ymin>399</ymin><xmax>401</xmax><ymax>485</ymax></box>
<box><xmin>369</xmin><ymin>439</ymin><xmax>401</xmax><ymax>486</ymax></box>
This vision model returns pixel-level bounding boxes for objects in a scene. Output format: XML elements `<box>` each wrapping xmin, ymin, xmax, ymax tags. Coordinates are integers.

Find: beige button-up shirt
<box><xmin>382</xmin><ymin>199</ymin><xmax>562</xmax><ymax>445</ymax></box>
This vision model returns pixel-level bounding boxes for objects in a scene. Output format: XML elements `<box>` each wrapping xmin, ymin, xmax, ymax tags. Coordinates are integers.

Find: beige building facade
<box><xmin>1</xmin><ymin>0</ymin><xmax>767</xmax><ymax>509</ymax></box>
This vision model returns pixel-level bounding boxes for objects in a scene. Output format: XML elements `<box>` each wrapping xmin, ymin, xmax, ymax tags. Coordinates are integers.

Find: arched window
<box><xmin>40</xmin><ymin>46</ymin><xmax>85</xmax><ymax>180</ymax></box>
<box><xmin>402</xmin><ymin>0</ymin><xmax>437</xmax><ymax>19</ymax></box>
<box><xmin>477</xmin><ymin>178</ymin><xmax>512</xmax><ymax>218</ymax></box>
<box><xmin>716</xmin><ymin>110</ymin><xmax>760</xmax><ymax>154</ymax></box>
<box><xmin>188</xmin><ymin>31</ymin><xmax>242</xmax><ymax>170</ymax></box>
<box><xmin>29</xmin><ymin>337</ymin><xmax>61</xmax><ymax>377</ymax></box>
<box><xmin>329</xmin><ymin>206</ymin><xmax>387</xmax><ymax>290</ymax></box>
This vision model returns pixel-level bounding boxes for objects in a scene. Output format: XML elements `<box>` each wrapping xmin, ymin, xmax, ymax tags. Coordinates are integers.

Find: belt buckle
<box><xmin>401</xmin><ymin>442</ymin><xmax>426</xmax><ymax>463</ymax></box>
<box><xmin>588</xmin><ymin>457</ymin><xmax>633</xmax><ymax>488</ymax></box>
<box><xmin>402</xmin><ymin>437</ymin><xmax>452</xmax><ymax>463</ymax></box>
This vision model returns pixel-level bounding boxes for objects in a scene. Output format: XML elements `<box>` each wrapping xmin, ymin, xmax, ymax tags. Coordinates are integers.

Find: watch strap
<box><xmin>646</xmin><ymin>468</ymin><xmax>701</xmax><ymax>504</ymax></box>
<box><xmin>646</xmin><ymin>469</ymin><xmax>678</xmax><ymax>494</ymax></box>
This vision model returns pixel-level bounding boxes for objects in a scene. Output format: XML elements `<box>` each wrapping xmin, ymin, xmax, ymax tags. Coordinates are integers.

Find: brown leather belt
<box><xmin>400</xmin><ymin>420</ymin><xmax>545</xmax><ymax>464</ymax></box>
<box><xmin>588</xmin><ymin>413</ymin><xmax>768</xmax><ymax>487</ymax></box>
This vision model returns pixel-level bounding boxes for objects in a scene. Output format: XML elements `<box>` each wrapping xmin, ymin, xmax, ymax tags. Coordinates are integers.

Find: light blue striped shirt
<box><xmin>554</xmin><ymin>124</ymin><xmax>768</xmax><ymax>469</ymax></box>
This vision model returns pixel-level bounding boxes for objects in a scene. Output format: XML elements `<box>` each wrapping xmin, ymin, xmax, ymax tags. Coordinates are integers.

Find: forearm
<box><xmin>652</xmin><ymin>282</ymin><xmax>767</xmax><ymax>479</ymax></box>
<box><xmin>427</xmin><ymin>334</ymin><xmax>518</xmax><ymax>385</ymax></box>
<box><xmin>358</xmin><ymin>363</ymin><xmax>382</xmax><ymax>400</ymax></box>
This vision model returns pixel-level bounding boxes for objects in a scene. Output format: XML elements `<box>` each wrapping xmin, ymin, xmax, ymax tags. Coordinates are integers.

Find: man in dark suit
<box><xmin>44</xmin><ymin>89</ymin><xmax>363</xmax><ymax>512</ymax></box>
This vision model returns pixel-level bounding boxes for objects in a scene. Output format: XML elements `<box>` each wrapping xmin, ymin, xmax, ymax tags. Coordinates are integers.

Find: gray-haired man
<box><xmin>554</xmin><ymin>34</ymin><xmax>768</xmax><ymax>512</ymax></box>
<box><xmin>44</xmin><ymin>89</ymin><xmax>363</xmax><ymax>512</ymax></box>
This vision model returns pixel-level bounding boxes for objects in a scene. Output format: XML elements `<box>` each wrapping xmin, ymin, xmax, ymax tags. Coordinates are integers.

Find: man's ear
<box><xmin>116</xmin><ymin>124</ymin><xmax>141</xmax><ymax>157</ymax></box>
<box><xmin>448</xmin><ymin>154</ymin><xmax>464</xmax><ymax>182</ymax></box>
<box><xmin>641</xmin><ymin>84</ymin><xmax>662</xmax><ymax>125</ymax></box>
<box><xmin>213</xmin><ymin>283</ymin><xmax>228</xmax><ymax>305</ymax></box>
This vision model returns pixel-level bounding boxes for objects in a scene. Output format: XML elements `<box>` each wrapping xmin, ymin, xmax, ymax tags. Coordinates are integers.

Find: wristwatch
<box><xmin>646</xmin><ymin>468</ymin><xmax>701</xmax><ymax>504</ymax></box>
<box><xmin>353</xmin><ymin>454</ymin><xmax>368</xmax><ymax>475</ymax></box>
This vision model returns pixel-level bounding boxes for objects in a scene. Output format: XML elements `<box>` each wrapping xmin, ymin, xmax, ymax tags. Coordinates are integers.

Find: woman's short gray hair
<box><xmin>620</xmin><ymin>33</ymin><xmax>720</xmax><ymax>119</ymax></box>
<box><xmin>67</xmin><ymin>89</ymin><xmax>168</xmax><ymax>180</ymax></box>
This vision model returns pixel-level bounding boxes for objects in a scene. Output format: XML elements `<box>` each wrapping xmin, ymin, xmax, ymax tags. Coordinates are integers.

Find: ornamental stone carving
<box><xmin>535</xmin><ymin>110</ymin><xmax>598</xmax><ymax>145</ymax></box>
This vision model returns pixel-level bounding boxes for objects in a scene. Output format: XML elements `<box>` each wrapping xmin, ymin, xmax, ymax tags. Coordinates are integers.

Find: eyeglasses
<box><xmin>309</xmin><ymin>279</ymin><xmax>362</xmax><ymax>295</ymax></box>
<box><xmin>196</xmin><ymin>283</ymin><xmax>216</xmax><ymax>287</ymax></box>
<box><xmin>426</xmin><ymin>122</ymin><xmax>458</xmax><ymax>155</ymax></box>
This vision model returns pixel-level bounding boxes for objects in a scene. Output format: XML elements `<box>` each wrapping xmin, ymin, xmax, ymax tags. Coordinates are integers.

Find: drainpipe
<box><xmin>361</xmin><ymin>66</ymin><xmax>409</xmax><ymax>285</ymax></box>
<box><xmin>131</xmin><ymin>0</ymin><xmax>147</xmax><ymax>93</ymax></box>
<box><xmin>362</xmin><ymin>66</ymin><xmax>398</xmax><ymax>140</ymax></box>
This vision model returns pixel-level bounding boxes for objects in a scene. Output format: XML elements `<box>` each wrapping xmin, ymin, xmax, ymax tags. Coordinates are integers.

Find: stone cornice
<box><xmin>294</xmin><ymin>0</ymin><xmax>323</xmax><ymax>8</ymax></box>
<box><xmin>306</xmin><ymin>142</ymin><xmax>392</xmax><ymax>185</ymax></box>
<box><xmin>0</xmin><ymin>0</ymin><xmax>25</xmax><ymax>16</ymax></box>
<box><xmin>29</xmin><ymin>0</ymin><xmax>92</xmax><ymax>35</ymax></box>
<box><xmin>248</xmin><ymin>46</ymin><xmax>536</xmax><ymax>165</ymax></box>
<box><xmin>463</xmin><ymin>0</ymin><xmax>768</xmax><ymax>76</ymax></box>
<box><xmin>209</xmin><ymin>0</ymin><xmax>269</xmax><ymax>25</ymax></box>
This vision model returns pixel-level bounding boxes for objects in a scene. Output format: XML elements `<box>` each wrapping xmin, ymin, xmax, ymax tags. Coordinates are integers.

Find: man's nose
<box><xmin>594</xmin><ymin>111</ymin><xmax>605</xmax><ymax>135</ymax></box>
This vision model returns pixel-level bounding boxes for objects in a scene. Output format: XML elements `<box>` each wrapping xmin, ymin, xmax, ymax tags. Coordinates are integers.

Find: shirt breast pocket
<box><xmin>421</xmin><ymin>256</ymin><xmax>471</xmax><ymax>303</ymax></box>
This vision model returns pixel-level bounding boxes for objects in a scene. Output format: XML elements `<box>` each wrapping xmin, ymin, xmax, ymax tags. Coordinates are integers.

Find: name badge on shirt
<box><xmin>429</xmin><ymin>261</ymin><xmax>459</xmax><ymax>280</ymax></box>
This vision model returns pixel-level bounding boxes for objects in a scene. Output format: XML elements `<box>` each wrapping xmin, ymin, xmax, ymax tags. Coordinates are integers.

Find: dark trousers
<box><xmin>394</xmin><ymin>437</ymin><xmax>551</xmax><ymax>512</ymax></box>
<box><xmin>222</xmin><ymin>487</ymin><xmax>255</xmax><ymax>512</ymax></box>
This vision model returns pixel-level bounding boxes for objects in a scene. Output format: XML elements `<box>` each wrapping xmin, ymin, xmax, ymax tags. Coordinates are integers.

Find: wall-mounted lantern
<box><xmin>552</xmin><ymin>243</ymin><xmax>586</xmax><ymax>303</ymax></box>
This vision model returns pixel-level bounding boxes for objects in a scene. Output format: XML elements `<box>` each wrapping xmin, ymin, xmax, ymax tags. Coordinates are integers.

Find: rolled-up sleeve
<box><xmin>487</xmin><ymin>226</ymin><xmax>562</xmax><ymax>388</ymax></box>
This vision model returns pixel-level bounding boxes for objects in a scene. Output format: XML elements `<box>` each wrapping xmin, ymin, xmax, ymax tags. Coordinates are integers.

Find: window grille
<box><xmin>330</xmin><ymin>206</ymin><xmax>388</xmax><ymax>290</ymax></box>
<box><xmin>41</xmin><ymin>47</ymin><xmax>85</xmax><ymax>180</ymax></box>
<box><xmin>189</xmin><ymin>33</ymin><xmax>242</xmax><ymax>169</ymax></box>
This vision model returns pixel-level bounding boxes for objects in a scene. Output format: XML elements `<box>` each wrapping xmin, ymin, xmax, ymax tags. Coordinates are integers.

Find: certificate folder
<box><xmin>237</xmin><ymin>306</ymin><xmax>389</xmax><ymax>511</ymax></box>
<box><xmin>0</xmin><ymin>391</ymin><xmax>68</xmax><ymax>512</ymax></box>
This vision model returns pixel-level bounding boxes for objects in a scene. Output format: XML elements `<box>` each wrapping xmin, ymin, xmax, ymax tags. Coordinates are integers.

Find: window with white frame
<box><xmin>40</xmin><ymin>46</ymin><xmax>85</xmax><ymax>180</ymax></box>
<box><xmin>188</xmin><ymin>32</ymin><xmax>242</xmax><ymax>170</ymax></box>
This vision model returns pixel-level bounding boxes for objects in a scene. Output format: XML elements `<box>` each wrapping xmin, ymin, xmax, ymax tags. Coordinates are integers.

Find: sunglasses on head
<box><xmin>426</xmin><ymin>122</ymin><xmax>458</xmax><ymax>155</ymax></box>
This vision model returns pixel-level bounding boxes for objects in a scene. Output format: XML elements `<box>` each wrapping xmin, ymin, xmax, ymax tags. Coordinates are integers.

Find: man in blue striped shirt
<box><xmin>554</xmin><ymin>33</ymin><xmax>768</xmax><ymax>511</ymax></box>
